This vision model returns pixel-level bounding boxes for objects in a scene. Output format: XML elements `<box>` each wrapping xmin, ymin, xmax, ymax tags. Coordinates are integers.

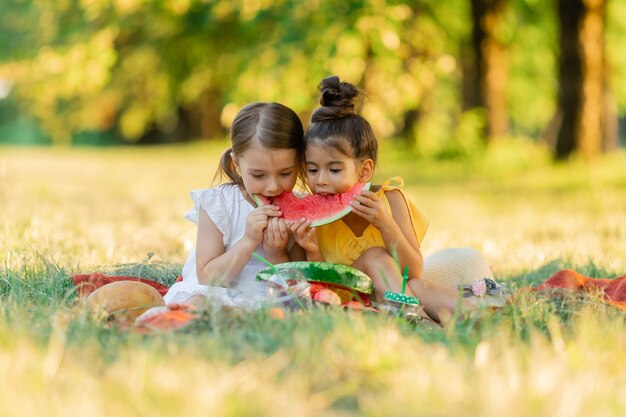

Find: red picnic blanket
<box><xmin>534</xmin><ymin>269</ymin><xmax>626</xmax><ymax>311</ymax></box>
<box><xmin>71</xmin><ymin>272</ymin><xmax>175</xmax><ymax>297</ymax></box>
<box><xmin>72</xmin><ymin>269</ymin><xmax>626</xmax><ymax>311</ymax></box>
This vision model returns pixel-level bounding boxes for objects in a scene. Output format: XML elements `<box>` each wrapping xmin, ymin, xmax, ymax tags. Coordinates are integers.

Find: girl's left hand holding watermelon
<box><xmin>350</xmin><ymin>189</ymin><xmax>395</xmax><ymax>232</ymax></box>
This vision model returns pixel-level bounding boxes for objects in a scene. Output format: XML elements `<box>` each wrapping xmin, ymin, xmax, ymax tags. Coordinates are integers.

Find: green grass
<box><xmin>1</xmin><ymin>140</ymin><xmax>626</xmax><ymax>416</ymax></box>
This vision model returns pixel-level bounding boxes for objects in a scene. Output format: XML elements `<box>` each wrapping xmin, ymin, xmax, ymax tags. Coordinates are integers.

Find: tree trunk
<box><xmin>461</xmin><ymin>42</ymin><xmax>480</xmax><ymax>113</ymax></box>
<box><xmin>178</xmin><ymin>88</ymin><xmax>224</xmax><ymax>140</ymax></box>
<box><xmin>199</xmin><ymin>89</ymin><xmax>224</xmax><ymax>139</ymax></box>
<box><xmin>467</xmin><ymin>0</ymin><xmax>509</xmax><ymax>141</ymax></box>
<box><xmin>555</xmin><ymin>0</ymin><xmax>610</xmax><ymax>159</ymax></box>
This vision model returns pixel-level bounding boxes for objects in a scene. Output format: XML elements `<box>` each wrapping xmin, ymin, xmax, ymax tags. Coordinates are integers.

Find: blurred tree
<box><xmin>508</xmin><ymin>0</ymin><xmax>558</xmax><ymax>139</ymax></box>
<box><xmin>0</xmin><ymin>0</ymin><xmax>623</xmax><ymax>153</ymax></box>
<box><xmin>0</xmin><ymin>0</ymin><xmax>469</xmax><ymax>146</ymax></box>
<box><xmin>1</xmin><ymin>0</ymin><xmax>263</xmax><ymax>143</ymax></box>
<box><xmin>555</xmin><ymin>0</ymin><xmax>617</xmax><ymax>159</ymax></box>
<box><xmin>465</xmin><ymin>0</ymin><xmax>510</xmax><ymax>141</ymax></box>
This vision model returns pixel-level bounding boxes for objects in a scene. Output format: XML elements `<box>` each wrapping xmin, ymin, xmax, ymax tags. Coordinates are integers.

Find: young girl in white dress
<box><xmin>164</xmin><ymin>102</ymin><xmax>304</xmax><ymax>310</ymax></box>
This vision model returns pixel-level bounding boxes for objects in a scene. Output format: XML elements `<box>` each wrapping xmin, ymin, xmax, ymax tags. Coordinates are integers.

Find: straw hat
<box><xmin>422</xmin><ymin>247</ymin><xmax>509</xmax><ymax>308</ymax></box>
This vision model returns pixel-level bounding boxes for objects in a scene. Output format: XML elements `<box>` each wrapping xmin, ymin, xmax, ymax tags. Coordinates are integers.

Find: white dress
<box><xmin>164</xmin><ymin>184</ymin><xmax>271</xmax><ymax>309</ymax></box>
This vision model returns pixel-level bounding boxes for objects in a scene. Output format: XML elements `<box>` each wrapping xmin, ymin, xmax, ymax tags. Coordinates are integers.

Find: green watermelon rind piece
<box><xmin>252</xmin><ymin>182</ymin><xmax>371</xmax><ymax>227</ymax></box>
<box><xmin>256</xmin><ymin>261</ymin><xmax>375</xmax><ymax>295</ymax></box>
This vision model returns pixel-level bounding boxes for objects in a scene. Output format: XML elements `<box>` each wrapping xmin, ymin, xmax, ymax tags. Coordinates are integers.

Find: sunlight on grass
<box><xmin>1</xmin><ymin>141</ymin><xmax>625</xmax><ymax>416</ymax></box>
<box><xmin>0</xmin><ymin>306</ymin><xmax>624</xmax><ymax>416</ymax></box>
<box><xmin>376</xmin><ymin>142</ymin><xmax>626</xmax><ymax>277</ymax></box>
<box><xmin>1</xmin><ymin>143</ymin><xmax>225</xmax><ymax>269</ymax></box>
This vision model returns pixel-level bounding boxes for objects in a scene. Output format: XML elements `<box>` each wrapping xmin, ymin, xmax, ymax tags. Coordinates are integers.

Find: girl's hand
<box><xmin>289</xmin><ymin>219</ymin><xmax>322</xmax><ymax>259</ymax></box>
<box><xmin>263</xmin><ymin>217</ymin><xmax>289</xmax><ymax>258</ymax></box>
<box><xmin>351</xmin><ymin>190</ymin><xmax>394</xmax><ymax>231</ymax></box>
<box><xmin>244</xmin><ymin>205</ymin><xmax>281</xmax><ymax>247</ymax></box>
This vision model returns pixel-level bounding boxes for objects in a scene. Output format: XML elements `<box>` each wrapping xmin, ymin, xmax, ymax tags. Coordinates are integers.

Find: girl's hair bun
<box><xmin>313</xmin><ymin>76</ymin><xmax>359</xmax><ymax>120</ymax></box>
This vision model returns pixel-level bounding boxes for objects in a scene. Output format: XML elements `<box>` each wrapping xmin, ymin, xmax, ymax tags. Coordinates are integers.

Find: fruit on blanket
<box><xmin>343</xmin><ymin>300</ymin><xmax>365</xmax><ymax>310</ymax></box>
<box><xmin>331</xmin><ymin>288</ymin><xmax>358</xmax><ymax>304</ymax></box>
<box><xmin>309</xmin><ymin>282</ymin><xmax>328</xmax><ymax>298</ymax></box>
<box><xmin>135</xmin><ymin>305</ymin><xmax>198</xmax><ymax>332</ymax></box>
<box><xmin>86</xmin><ymin>281</ymin><xmax>166</xmax><ymax>323</ymax></box>
<box><xmin>310</xmin><ymin>283</ymin><xmax>357</xmax><ymax>305</ymax></box>
<box><xmin>257</xmin><ymin>261</ymin><xmax>374</xmax><ymax>306</ymax></box>
<box><xmin>313</xmin><ymin>288</ymin><xmax>342</xmax><ymax>305</ymax></box>
<box><xmin>269</xmin><ymin>307</ymin><xmax>286</xmax><ymax>320</ymax></box>
<box><xmin>253</xmin><ymin>182</ymin><xmax>371</xmax><ymax>226</ymax></box>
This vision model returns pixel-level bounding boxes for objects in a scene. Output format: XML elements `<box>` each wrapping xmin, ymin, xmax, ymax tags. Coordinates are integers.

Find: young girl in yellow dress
<box><xmin>290</xmin><ymin>76</ymin><xmax>506</xmax><ymax>324</ymax></box>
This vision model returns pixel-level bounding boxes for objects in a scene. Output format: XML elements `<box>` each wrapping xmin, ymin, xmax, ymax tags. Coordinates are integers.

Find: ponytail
<box><xmin>212</xmin><ymin>148</ymin><xmax>242</xmax><ymax>186</ymax></box>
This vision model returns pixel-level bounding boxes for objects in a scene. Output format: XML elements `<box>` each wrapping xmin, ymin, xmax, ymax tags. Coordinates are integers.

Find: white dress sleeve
<box><xmin>184</xmin><ymin>187</ymin><xmax>232</xmax><ymax>246</ymax></box>
<box><xmin>164</xmin><ymin>184</ymin><xmax>269</xmax><ymax>307</ymax></box>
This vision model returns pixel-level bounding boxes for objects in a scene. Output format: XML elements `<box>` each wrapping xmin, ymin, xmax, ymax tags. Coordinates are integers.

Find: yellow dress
<box><xmin>315</xmin><ymin>177</ymin><xmax>429</xmax><ymax>265</ymax></box>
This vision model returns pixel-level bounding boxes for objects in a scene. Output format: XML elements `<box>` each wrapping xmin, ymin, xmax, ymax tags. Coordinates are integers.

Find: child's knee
<box><xmin>355</xmin><ymin>247</ymin><xmax>394</xmax><ymax>272</ymax></box>
<box><xmin>361</xmin><ymin>246</ymin><xmax>392</xmax><ymax>261</ymax></box>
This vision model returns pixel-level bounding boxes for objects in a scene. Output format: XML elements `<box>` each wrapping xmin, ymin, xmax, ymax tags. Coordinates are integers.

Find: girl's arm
<box><xmin>351</xmin><ymin>189</ymin><xmax>423</xmax><ymax>278</ymax></box>
<box><xmin>195</xmin><ymin>209</ymin><xmax>255</xmax><ymax>285</ymax></box>
<box><xmin>195</xmin><ymin>205</ymin><xmax>280</xmax><ymax>285</ymax></box>
<box><xmin>384</xmin><ymin>190</ymin><xmax>424</xmax><ymax>278</ymax></box>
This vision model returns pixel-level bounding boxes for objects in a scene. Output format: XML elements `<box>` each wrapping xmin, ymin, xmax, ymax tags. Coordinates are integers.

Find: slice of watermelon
<box><xmin>256</xmin><ymin>261</ymin><xmax>375</xmax><ymax>295</ymax></box>
<box><xmin>253</xmin><ymin>182</ymin><xmax>371</xmax><ymax>227</ymax></box>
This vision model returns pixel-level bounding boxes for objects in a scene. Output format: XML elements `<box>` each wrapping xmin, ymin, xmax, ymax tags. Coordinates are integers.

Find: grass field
<box><xmin>1</xmin><ymin>140</ymin><xmax>625</xmax><ymax>416</ymax></box>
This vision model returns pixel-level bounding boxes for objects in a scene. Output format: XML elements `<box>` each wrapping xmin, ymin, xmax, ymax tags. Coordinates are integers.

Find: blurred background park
<box><xmin>1</xmin><ymin>0</ymin><xmax>625</xmax><ymax>160</ymax></box>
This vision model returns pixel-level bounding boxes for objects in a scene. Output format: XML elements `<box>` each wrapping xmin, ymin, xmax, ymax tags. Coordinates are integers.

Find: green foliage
<box><xmin>1</xmin><ymin>254</ymin><xmax>74</xmax><ymax>307</ymax></box>
<box><xmin>607</xmin><ymin>0</ymin><xmax>626</xmax><ymax>112</ymax></box>
<box><xmin>6</xmin><ymin>0</ymin><xmax>621</xmax><ymax>148</ymax></box>
<box><xmin>507</xmin><ymin>0</ymin><xmax>559</xmax><ymax>136</ymax></box>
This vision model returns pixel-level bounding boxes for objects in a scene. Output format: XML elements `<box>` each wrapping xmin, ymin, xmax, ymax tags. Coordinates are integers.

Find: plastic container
<box><xmin>266</xmin><ymin>270</ymin><xmax>311</xmax><ymax>311</ymax></box>
<box><xmin>380</xmin><ymin>291</ymin><xmax>424</xmax><ymax>323</ymax></box>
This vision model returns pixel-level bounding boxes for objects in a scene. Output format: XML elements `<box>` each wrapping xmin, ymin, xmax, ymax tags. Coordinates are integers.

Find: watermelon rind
<box><xmin>252</xmin><ymin>182</ymin><xmax>371</xmax><ymax>227</ymax></box>
<box><xmin>310</xmin><ymin>181</ymin><xmax>371</xmax><ymax>227</ymax></box>
<box><xmin>256</xmin><ymin>261</ymin><xmax>375</xmax><ymax>295</ymax></box>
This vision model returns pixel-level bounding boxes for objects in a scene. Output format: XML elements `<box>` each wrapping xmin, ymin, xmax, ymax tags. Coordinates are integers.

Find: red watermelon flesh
<box><xmin>253</xmin><ymin>182</ymin><xmax>371</xmax><ymax>227</ymax></box>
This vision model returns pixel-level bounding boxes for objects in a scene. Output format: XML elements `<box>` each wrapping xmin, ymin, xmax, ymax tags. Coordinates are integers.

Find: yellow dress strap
<box><xmin>379</xmin><ymin>177</ymin><xmax>404</xmax><ymax>192</ymax></box>
<box><xmin>378</xmin><ymin>177</ymin><xmax>429</xmax><ymax>245</ymax></box>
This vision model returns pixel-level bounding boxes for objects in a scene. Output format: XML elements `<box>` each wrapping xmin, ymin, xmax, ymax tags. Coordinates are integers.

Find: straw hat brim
<box><xmin>422</xmin><ymin>247</ymin><xmax>509</xmax><ymax>308</ymax></box>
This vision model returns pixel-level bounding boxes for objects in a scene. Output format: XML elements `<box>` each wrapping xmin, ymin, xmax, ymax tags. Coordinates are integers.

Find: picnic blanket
<box><xmin>71</xmin><ymin>268</ymin><xmax>626</xmax><ymax>332</ymax></box>
<box><xmin>534</xmin><ymin>269</ymin><xmax>626</xmax><ymax>311</ymax></box>
<box><xmin>71</xmin><ymin>272</ymin><xmax>176</xmax><ymax>297</ymax></box>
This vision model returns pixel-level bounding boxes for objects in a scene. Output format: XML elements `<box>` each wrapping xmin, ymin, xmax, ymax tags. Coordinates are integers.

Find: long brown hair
<box><xmin>214</xmin><ymin>102</ymin><xmax>305</xmax><ymax>185</ymax></box>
